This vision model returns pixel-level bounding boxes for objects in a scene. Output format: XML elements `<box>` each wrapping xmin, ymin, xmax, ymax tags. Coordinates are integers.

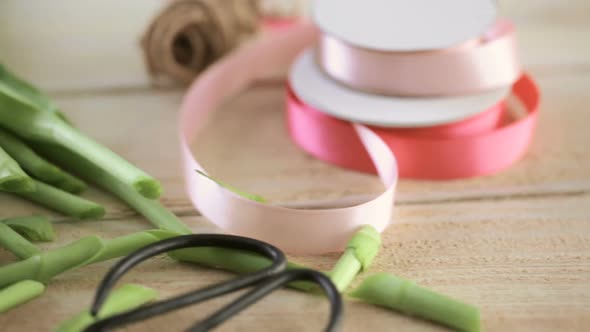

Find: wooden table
<box><xmin>1</xmin><ymin>1</ymin><xmax>589</xmax><ymax>331</ymax></box>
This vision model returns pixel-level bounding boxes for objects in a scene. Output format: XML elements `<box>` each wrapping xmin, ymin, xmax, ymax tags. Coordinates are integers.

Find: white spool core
<box><xmin>313</xmin><ymin>0</ymin><xmax>497</xmax><ymax>51</ymax></box>
<box><xmin>289</xmin><ymin>50</ymin><xmax>510</xmax><ymax>128</ymax></box>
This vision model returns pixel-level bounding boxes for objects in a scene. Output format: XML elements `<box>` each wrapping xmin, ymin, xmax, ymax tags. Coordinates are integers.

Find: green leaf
<box><xmin>3</xmin><ymin>216</ymin><xmax>56</xmax><ymax>242</ymax></box>
<box><xmin>0</xmin><ymin>145</ymin><xmax>35</xmax><ymax>193</ymax></box>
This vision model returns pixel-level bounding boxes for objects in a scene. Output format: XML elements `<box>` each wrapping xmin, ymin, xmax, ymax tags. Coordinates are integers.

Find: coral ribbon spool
<box><xmin>317</xmin><ymin>20</ymin><xmax>521</xmax><ymax>96</ymax></box>
<box><xmin>179</xmin><ymin>23</ymin><xmax>539</xmax><ymax>253</ymax></box>
<box><xmin>288</xmin><ymin>75</ymin><xmax>539</xmax><ymax>179</ymax></box>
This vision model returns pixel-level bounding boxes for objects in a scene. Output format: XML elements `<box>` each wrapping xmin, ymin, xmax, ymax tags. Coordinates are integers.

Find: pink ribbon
<box><xmin>179</xmin><ymin>23</ymin><xmax>539</xmax><ymax>253</ymax></box>
<box><xmin>317</xmin><ymin>20</ymin><xmax>521</xmax><ymax>96</ymax></box>
<box><xmin>288</xmin><ymin>75</ymin><xmax>539</xmax><ymax>180</ymax></box>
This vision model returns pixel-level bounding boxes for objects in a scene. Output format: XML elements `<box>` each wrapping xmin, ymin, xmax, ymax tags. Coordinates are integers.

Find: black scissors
<box><xmin>84</xmin><ymin>234</ymin><xmax>343</xmax><ymax>332</ymax></box>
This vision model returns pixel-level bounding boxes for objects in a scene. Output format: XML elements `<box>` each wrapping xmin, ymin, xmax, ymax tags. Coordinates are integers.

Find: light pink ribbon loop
<box><xmin>179</xmin><ymin>23</ymin><xmax>539</xmax><ymax>254</ymax></box>
<box><xmin>317</xmin><ymin>20</ymin><xmax>521</xmax><ymax>96</ymax></box>
<box><xmin>180</xmin><ymin>24</ymin><xmax>396</xmax><ymax>254</ymax></box>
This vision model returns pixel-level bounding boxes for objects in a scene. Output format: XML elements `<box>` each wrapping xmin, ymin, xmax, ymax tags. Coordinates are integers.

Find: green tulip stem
<box><xmin>0</xmin><ymin>280</ymin><xmax>45</xmax><ymax>313</ymax></box>
<box><xmin>349</xmin><ymin>273</ymin><xmax>481</xmax><ymax>332</ymax></box>
<box><xmin>0</xmin><ymin>64</ymin><xmax>160</xmax><ymax>199</ymax></box>
<box><xmin>34</xmin><ymin>143</ymin><xmax>191</xmax><ymax>235</ymax></box>
<box><xmin>0</xmin><ymin>229</ymin><xmax>316</xmax><ymax>293</ymax></box>
<box><xmin>0</xmin><ymin>128</ymin><xmax>86</xmax><ymax>193</ymax></box>
<box><xmin>329</xmin><ymin>225</ymin><xmax>381</xmax><ymax>292</ymax></box>
<box><xmin>0</xmin><ymin>230</ymin><xmax>174</xmax><ymax>289</ymax></box>
<box><xmin>54</xmin><ymin>284</ymin><xmax>158</xmax><ymax>332</ymax></box>
<box><xmin>330</xmin><ymin>249</ymin><xmax>361</xmax><ymax>293</ymax></box>
<box><xmin>0</xmin><ymin>223</ymin><xmax>41</xmax><ymax>259</ymax></box>
<box><xmin>16</xmin><ymin>180</ymin><xmax>105</xmax><ymax>219</ymax></box>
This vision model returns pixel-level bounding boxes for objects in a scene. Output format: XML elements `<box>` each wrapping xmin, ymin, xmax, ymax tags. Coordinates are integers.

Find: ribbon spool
<box><xmin>142</xmin><ymin>0</ymin><xmax>261</xmax><ymax>84</ymax></box>
<box><xmin>290</xmin><ymin>50</ymin><xmax>512</xmax><ymax>128</ymax></box>
<box><xmin>316</xmin><ymin>20</ymin><xmax>521</xmax><ymax>97</ymax></box>
<box><xmin>178</xmin><ymin>0</ymin><xmax>539</xmax><ymax>254</ymax></box>
<box><xmin>313</xmin><ymin>0</ymin><xmax>498</xmax><ymax>52</ymax></box>
<box><xmin>141</xmin><ymin>0</ymin><xmax>311</xmax><ymax>85</ymax></box>
<box><xmin>293</xmin><ymin>0</ymin><xmax>522</xmax><ymax>129</ymax></box>
<box><xmin>287</xmin><ymin>0</ymin><xmax>535</xmax><ymax>181</ymax></box>
<box><xmin>288</xmin><ymin>76</ymin><xmax>539</xmax><ymax>180</ymax></box>
<box><xmin>179</xmin><ymin>22</ymin><xmax>539</xmax><ymax>253</ymax></box>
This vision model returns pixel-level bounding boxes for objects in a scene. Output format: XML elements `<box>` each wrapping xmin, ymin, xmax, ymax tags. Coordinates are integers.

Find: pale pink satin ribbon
<box><xmin>317</xmin><ymin>20</ymin><xmax>521</xmax><ymax>96</ymax></box>
<box><xmin>180</xmin><ymin>24</ymin><xmax>396</xmax><ymax>254</ymax></box>
<box><xmin>179</xmin><ymin>23</ymin><xmax>539</xmax><ymax>253</ymax></box>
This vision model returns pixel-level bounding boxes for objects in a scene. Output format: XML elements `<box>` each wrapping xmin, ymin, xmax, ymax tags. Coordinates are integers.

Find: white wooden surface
<box><xmin>0</xmin><ymin>1</ymin><xmax>589</xmax><ymax>331</ymax></box>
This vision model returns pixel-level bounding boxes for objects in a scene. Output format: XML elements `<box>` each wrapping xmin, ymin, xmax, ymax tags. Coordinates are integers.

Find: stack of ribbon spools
<box><xmin>287</xmin><ymin>0</ymin><xmax>539</xmax><ymax>180</ymax></box>
<box><xmin>179</xmin><ymin>0</ymin><xmax>540</xmax><ymax>254</ymax></box>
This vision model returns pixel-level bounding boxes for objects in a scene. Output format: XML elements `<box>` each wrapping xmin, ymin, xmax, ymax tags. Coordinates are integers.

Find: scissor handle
<box><xmin>85</xmin><ymin>234</ymin><xmax>287</xmax><ymax>331</ymax></box>
<box><xmin>189</xmin><ymin>268</ymin><xmax>343</xmax><ymax>332</ymax></box>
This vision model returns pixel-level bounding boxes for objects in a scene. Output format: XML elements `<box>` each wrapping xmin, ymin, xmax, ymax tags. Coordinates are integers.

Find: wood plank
<box><xmin>1</xmin><ymin>2</ymin><xmax>588</xmax><ymax>331</ymax></box>
<box><xmin>1</xmin><ymin>71</ymin><xmax>588</xmax><ymax>219</ymax></box>
<box><xmin>191</xmin><ymin>73</ymin><xmax>590</xmax><ymax>205</ymax></box>
<box><xmin>1</xmin><ymin>194</ymin><xmax>588</xmax><ymax>331</ymax></box>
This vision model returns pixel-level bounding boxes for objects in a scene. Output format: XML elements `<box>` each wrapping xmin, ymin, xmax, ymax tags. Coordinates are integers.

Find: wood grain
<box><xmin>1</xmin><ymin>196</ymin><xmax>589</xmax><ymax>331</ymax></box>
<box><xmin>1</xmin><ymin>1</ymin><xmax>589</xmax><ymax>331</ymax></box>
